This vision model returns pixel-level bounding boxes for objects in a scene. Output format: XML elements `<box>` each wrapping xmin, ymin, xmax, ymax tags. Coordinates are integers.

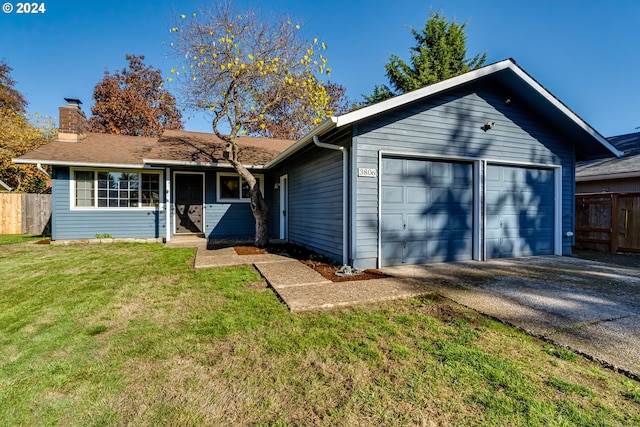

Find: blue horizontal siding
<box><xmin>353</xmin><ymin>84</ymin><xmax>576</xmax><ymax>266</ymax></box>
<box><xmin>52</xmin><ymin>167</ymin><xmax>166</xmax><ymax>240</ymax></box>
<box><xmin>204</xmin><ymin>170</ymin><xmax>276</xmax><ymax>239</ymax></box>
<box><xmin>279</xmin><ymin>147</ymin><xmax>344</xmax><ymax>262</ymax></box>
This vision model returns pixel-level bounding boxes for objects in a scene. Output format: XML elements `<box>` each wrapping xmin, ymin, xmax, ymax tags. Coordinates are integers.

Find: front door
<box><xmin>175</xmin><ymin>173</ymin><xmax>204</xmax><ymax>233</ymax></box>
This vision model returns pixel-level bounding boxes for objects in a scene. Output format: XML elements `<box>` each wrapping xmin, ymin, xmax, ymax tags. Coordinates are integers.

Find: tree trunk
<box><xmin>250</xmin><ymin>184</ymin><xmax>269</xmax><ymax>248</ymax></box>
<box><xmin>228</xmin><ymin>157</ymin><xmax>269</xmax><ymax>248</ymax></box>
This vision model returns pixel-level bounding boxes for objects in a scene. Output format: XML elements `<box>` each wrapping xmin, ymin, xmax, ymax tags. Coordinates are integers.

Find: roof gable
<box><xmin>268</xmin><ymin>59</ymin><xmax>620</xmax><ymax>167</ymax></box>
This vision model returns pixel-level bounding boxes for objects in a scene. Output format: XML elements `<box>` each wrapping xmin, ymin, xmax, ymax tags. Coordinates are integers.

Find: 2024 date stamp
<box><xmin>2</xmin><ymin>2</ymin><xmax>46</xmax><ymax>14</ymax></box>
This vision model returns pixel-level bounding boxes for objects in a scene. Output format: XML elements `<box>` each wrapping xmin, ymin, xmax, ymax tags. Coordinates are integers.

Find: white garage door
<box><xmin>485</xmin><ymin>164</ymin><xmax>554</xmax><ymax>258</ymax></box>
<box><xmin>381</xmin><ymin>157</ymin><xmax>474</xmax><ymax>266</ymax></box>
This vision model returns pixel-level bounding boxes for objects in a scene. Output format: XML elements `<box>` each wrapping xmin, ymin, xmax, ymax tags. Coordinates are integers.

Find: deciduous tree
<box><xmin>0</xmin><ymin>61</ymin><xmax>27</xmax><ymax>114</ymax></box>
<box><xmin>169</xmin><ymin>3</ymin><xmax>335</xmax><ymax>246</ymax></box>
<box><xmin>0</xmin><ymin>62</ymin><xmax>55</xmax><ymax>192</ymax></box>
<box><xmin>244</xmin><ymin>81</ymin><xmax>349</xmax><ymax>140</ymax></box>
<box><xmin>87</xmin><ymin>55</ymin><xmax>183</xmax><ymax>136</ymax></box>
<box><xmin>1</xmin><ymin>111</ymin><xmax>56</xmax><ymax>193</ymax></box>
<box><xmin>363</xmin><ymin>11</ymin><xmax>486</xmax><ymax>105</ymax></box>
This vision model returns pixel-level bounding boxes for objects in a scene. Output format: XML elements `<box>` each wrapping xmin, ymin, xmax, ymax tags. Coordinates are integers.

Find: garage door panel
<box><xmin>383</xmin><ymin>158</ymin><xmax>404</xmax><ymax>175</ymax></box>
<box><xmin>406</xmin><ymin>213</ymin><xmax>430</xmax><ymax>233</ymax></box>
<box><xmin>486</xmin><ymin>164</ymin><xmax>554</xmax><ymax>259</ymax></box>
<box><xmin>381</xmin><ymin>157</ymin><xmax>473</xmax><ymax>266</ymax></box>
<box><xmin>407</xmin><ymin>186</ymin><xmax>429</xmax><ymax>204</ymax></box>
<box><xmin>381</xmin><ymin>241</ymin><xmax>403</xmax><ymax>265</ymax></box>
<box><xmin>382</xmin><ymin>185</ymin><xmax>404</xmax><ymax>204</ymax></box>
<box><xmin>381</xmin><ymin>213</ymin><xmax>404</xmax><ymax>233</ymax></box>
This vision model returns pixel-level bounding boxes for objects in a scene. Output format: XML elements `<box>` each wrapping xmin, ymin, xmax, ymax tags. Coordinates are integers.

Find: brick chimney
<box><xmin>58</xmin><ymin>98</ymin><xmax>87</xmax><ymax>142</ymax></box>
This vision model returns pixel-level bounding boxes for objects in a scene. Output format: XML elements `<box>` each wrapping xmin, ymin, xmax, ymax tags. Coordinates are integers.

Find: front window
<box><xmin>217</xmin><ymin>172</ymin><xmax>263</xmax><ymax>202</ymax></box>
<box><xmin>73</xmin><ymin>169</ymin><xmax>162</xmax><ymax>208</ymax></box>
<box><xmin>97</xmin><ymin>172</ymin><xmax>139</xmax><ymax>207</ymax></box>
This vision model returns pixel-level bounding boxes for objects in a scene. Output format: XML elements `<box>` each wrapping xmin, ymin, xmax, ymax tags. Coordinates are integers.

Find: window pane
<box><xmin>241</xmin><ymin>177</ymin><xmax>260</xmax><ymax>199</ymax></box>
<box><xmin>75</xmin><ymin>171</ymin><xmax>94</xmax><ymax>207</ymax></box>
<box><xmin>95</xmin><ymin>172</ymin><xmax>140</xmax><ymax>208</ymax></box>
<box><xmin>141</xmin><ymin>173</ymin><xmax>160</xmax><ymax>206</ymax></box>
<box><xmin>220</xmin><ymin>175</ymin><xmax>239</xmax><ymax>199</ymax></box>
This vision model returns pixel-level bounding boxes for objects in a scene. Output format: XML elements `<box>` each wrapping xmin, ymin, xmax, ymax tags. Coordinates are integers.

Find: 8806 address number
<box><xmin>15</xmin><ymin>2</ymin><xmax>46</xmax><ymax>13</ymax></box>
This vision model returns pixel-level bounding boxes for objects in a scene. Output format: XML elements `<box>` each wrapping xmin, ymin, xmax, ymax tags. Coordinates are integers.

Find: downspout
<box><xmin>313</xmin><ymin>136</ymin><xmax>348</xmax><ymax>265</ymax></box>
<box><xmin>37</xmin><ymin>163</ymin><xmax>50</xmax><ymax>178</ymax></box>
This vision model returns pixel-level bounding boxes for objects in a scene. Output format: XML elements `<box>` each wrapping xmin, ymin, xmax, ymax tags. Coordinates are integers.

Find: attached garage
<box><xmin>260</xmin><ymin>59</ymin><xmax>620</xmax><ymax>269</ymax></box>
<box><xmin>485</xmin><ymin>164</ymin><xmax>555</xmax><ymax>258</ymax></box>
<box><xmin>380</xmin><ymin>157</ymin><xmax>475</xmax><ymax>266</ymax></box>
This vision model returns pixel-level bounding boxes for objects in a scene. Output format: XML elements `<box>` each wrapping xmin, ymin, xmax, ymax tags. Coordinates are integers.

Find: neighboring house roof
<box><xmin>268</xmin><ymin>58</ymin><xmax>620</xmax><ymax>168</ymax></box>
<box><xmin>0</xmin><ymin>179</ymin><xmax>12</xmax><ymax>192</ymax></box>
<box><xmin>576</xmin><ymin>132</ymin><xmax>640</xmax><ymax>182</ymax></box>
<box><xmin>14</xmin><ymin>129</ymin><xmax>295</xmax><ymax>169</ymax></box>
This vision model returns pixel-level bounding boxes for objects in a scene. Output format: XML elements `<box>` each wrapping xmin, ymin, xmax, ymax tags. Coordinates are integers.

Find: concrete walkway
<box><xmin>192</xmin><ymin>243</ymin><xmax>429</xmax><ymax>312</ymax></box>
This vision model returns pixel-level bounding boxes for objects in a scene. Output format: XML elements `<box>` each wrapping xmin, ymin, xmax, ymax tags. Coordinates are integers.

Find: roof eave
<box><xmin>265</xmin><ymin>117</ymin><xmax>339</xmax><ymax>168</ymax></box>
<box><xmin>142</xmin><ymin>158</ymin><xmax>266</xmax><ymax>169</ymax></box>
<box><xmin>13</xmin><ymin>158</ymin><xmax>150</xmax><ymax>169</ymax></box>
<box><xmin>333</xmin><ymin>58</ymin><xmax>621</xmax><ymax>159</ymax></box>
<box><xmin>576</xmin><ymin>171</ymin><xmax>640</xmax><ymax>182</ymax></box>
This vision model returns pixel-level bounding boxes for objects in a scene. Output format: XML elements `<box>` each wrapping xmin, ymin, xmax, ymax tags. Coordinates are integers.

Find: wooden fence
<box><xmin>575</xmin><ymin>192</ymin><xmax>640</xmax><ymax>253</ymax></box>
<box><xmin>0</xmin><ymin>193</ymin><xmax>51</xmax><ymax>235</ymax></box>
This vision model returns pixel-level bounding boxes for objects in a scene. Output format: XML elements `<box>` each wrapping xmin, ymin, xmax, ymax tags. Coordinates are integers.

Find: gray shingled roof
<box><xmin>576</xmin><ymin>132</ymin><xmax>640</xmax><ymax>180</ymax></box>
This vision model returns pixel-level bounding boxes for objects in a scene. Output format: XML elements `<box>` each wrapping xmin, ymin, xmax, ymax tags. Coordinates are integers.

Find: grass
<box><xmin>1</xmin><ymin>241</ymin><xmax>639</xmax><ymax>426</ymax></box>
<box><xmin>0</xmin><ymin>233</ymin><xmax>46</xmax><ymax>245</ymax></box>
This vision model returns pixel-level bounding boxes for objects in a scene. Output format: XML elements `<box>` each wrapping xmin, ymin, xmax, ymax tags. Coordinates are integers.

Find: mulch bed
<box><xmin>234</xmin><ymin>244</ymin><xmax>388</xmax><ymax>282</ymax></box>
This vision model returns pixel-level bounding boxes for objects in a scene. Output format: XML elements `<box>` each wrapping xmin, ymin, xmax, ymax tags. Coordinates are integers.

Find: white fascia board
<box><xmin>264</xmin><ymin>117</ymin><xmax>338</xmax><ymax>168</ymax></box>
<box><xmin>505</xmin><ymin>64</ymin><xmax>622</xmax><ymax>158</ymax></box>
<box><xmin>143</xmin><ymin>158</ymin><xmax>265</xmax><ymax>169</ymax></box>
<box><xmin>334</xmin><ymin>59</ymin><xmax>621</xmax><ymax>159</ymax></box>
<box><xmin>335</xmin><ymin>60</ymin><xmax>514</xmax><ymax>128</ymax></box>
<box><xmin>12</xmin><ymin>158</ymin><xmax>150</xmax><ymax>169</ymax></box>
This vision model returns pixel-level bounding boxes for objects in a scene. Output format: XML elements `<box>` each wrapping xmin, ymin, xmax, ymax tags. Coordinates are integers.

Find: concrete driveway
<box><xmin>382</xmin><ymin>256</ymin><xmax>640</xmax><ymax>379</ymax></box>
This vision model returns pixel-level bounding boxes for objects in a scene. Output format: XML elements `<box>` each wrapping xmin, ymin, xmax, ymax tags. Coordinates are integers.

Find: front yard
<box><xmin>1</xmin><ymin>239</ymin><xmax>639</xmax><ymax>426</ymax></box>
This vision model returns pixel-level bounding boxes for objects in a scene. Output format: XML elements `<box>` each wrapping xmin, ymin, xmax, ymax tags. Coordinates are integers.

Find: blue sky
<box><xmin>2</xmin><ymin>0</ymin><xmax>639</xmax><ymax>137</ymax></box>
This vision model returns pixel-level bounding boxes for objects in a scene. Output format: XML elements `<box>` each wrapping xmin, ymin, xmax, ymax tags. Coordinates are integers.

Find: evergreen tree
<box><xmin>363</xmin><ymin>11</ymin><xmax>486</xmax><ymax>105</ymax></box>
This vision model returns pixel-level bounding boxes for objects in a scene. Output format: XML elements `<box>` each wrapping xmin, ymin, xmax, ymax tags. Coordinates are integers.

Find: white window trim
<box><xmin>216</xmin><ymin>172</ymin><xmax>264</xmax><ymax>203</ymax></box>
<box><xmin>70</xmin><ymin>167</ymin><xmax>164</xmax><ymax>211</ymax></box>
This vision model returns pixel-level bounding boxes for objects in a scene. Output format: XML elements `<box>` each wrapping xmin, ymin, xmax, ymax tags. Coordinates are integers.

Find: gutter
<box><xmin>313</xmin><ymin>135</ymin><xmax>348</xmax><ymax>265</ymax></box>
<box><xmin>265</xmin><ymin>117</ymin><xmax>338</xmax><ymax>169</ymax></box>
<box><xmin>12</xmin><ymin>158</ymin><xmax>151</xmax><ymax>169</ymax></box>
<box><xmin>143</xmin><ymin>159</ymin><xmax>265</xmax><ymax>169</ymax></box>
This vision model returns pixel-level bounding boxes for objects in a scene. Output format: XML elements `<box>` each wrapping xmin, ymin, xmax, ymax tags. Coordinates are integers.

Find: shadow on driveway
<box><xmin>381</xmin><ymin>255</ymin><xmax>640</xmax><ymax>379</ymax></box>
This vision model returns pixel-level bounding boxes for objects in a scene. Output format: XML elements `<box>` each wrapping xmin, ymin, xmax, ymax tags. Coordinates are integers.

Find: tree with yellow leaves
<box><xmin>169</xmin><ymin>2</ymin><xmax>336</xmax><ymax>246</ymax></box>
<box><xmin>0</xmin><ymin>61</ymin><xmax>56</xmax><ymax>193</ymax></box>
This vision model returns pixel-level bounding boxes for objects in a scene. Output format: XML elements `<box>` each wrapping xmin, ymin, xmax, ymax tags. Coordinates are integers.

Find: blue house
<box><xmin>16</xmin><ymin>59</ymin><xmax>619</xmax><ymax>268</ymax></box>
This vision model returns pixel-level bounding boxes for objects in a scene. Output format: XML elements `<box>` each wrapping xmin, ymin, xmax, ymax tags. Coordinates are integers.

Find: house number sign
<box><xmin>358</xmin><ymin>168</ymin><xmax>377</xmax><ymax>178</ymax></box>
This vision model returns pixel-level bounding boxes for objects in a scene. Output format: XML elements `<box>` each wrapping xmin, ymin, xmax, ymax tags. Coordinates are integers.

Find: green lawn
<box><xmin>1</xmin><ymin>242</ymin><xmax>639</xmax><ymax>426</ymax></box>
<box><xmin>0</xmin><ymin>234</ymin><xmax>47</xmax><ymax>246</ymax></box>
